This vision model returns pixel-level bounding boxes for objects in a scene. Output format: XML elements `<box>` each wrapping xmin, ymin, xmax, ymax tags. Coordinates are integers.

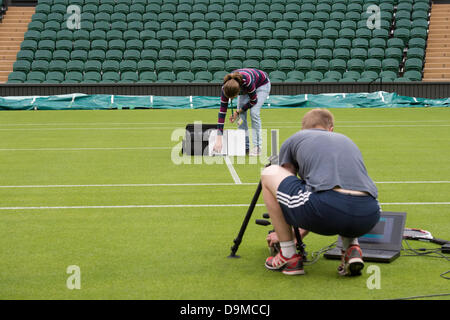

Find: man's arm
<box><xmin>278</xmin><ymin>136</ymin><xmax>299</xmax><ymax>175</ymax></box>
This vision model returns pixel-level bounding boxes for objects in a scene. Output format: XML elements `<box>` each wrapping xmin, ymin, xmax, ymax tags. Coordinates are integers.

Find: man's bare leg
<box><xmin>261</xmin><ymin>165</ymin><xmax>295</xmax><ymax>243</ymax></box>
<box><xmin>261</xmin><ymin>165</ymin><xmax>305</xmax><ymax>274</ymax></box>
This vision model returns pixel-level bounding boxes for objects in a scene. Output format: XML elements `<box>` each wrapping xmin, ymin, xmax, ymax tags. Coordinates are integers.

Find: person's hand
<box><xmin>229</xmin><ymin>111</ymin><xmax>239</xmax><ymax>123</ymax></box>
<box><xmin>266</xmin><ymin>231</ymin><xmax>279</xmax><ymax>247</ymax></box>
<box><xmin>266</xmin><ymin>228</ymin><xmax>310</xmax><ymax>247</ymax></box>
<box><xmin>213</xmin><ymin>135</ymin><xmax>223</xmax><ymax>153</ymax></box>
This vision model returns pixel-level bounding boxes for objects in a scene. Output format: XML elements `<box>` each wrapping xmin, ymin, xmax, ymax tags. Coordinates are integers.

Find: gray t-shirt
<box><xmin>279</xmin><ymin>129</ymin><xmax>378</xmax><ymax>198</ymax></box>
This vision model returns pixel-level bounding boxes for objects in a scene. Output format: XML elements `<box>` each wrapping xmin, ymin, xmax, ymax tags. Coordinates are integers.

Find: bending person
<box><xmin>213</xmin><ymin>68</ymin><xmax>271</xmax><ymax>156</ymax></box>
<box><xmin>261</xmin><ymin>108</ymin><xmax>380</xmax><ymax>276</ymax></box>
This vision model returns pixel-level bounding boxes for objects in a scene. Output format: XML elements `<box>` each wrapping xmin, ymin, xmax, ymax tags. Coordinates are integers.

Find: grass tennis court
<box><xmin>0</xmin><ymin>107</ymin><xmax>449</xmax><ymax>300</ymax></box>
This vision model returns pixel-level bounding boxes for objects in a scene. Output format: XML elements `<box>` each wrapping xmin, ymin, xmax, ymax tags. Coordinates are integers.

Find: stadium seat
<box><xmin>157</xmin><ymin>71</ymin><xmax>175</xmax><ymax>83</ymax></box>
<box><xmin>329</xmin><ymin>59</ymin><xmax>347</xmax><ymax>74</ymax></box>
<box><xmin>243</xmin><ymin>60</ymin><xmax>260</xmax><ymax>69</ymax></box>
<box><xmin>194</xmin><ymin>71</ymin><xmax>213</xmax><ymax>83</ymax></box>
<box><xmin>269</xmin><ymin>71</ymin><xmax>286</xmax><ymax>83</ymax></box>
<box><xmin>285</xmin><ymin>70</ymin><xmax>305</xmax><ymax>82</ymax></box>
<box><xmin>304</xmin><ymin>71</ymin><xmax>324</xmax><ymax>81</ymax></box>
<box><xmin>208</xmin><ymin>60</ymin><xmax>225</xmax><ymax>73</ymax></box>
<box><xmin>385</xmin><ymin>48</ymin><xmax>403</xmax><ymax>62</ymax></box>
<box><xmin>312</xmin><ymin>59</ymin><xmax>329</xmax><ymax>73</ymax></box>
<box><xmin>347</xmin><ymin>59</ymin><xmax>365</xmax><ymax>73</ymax></box>
<box><xmin>66</xmin><ymin>60</ymin><xmax>83</xmax><ymax>73</ymax></box>
<box><xmin>224</xmin><ymin>59</ymin><xmax>242</xmax><ymax>72</ymax></box>
<box><xmin>48</xmin><ymin>60</ymin><xmax>66</xmax><ymax>73</ymax></box>
<box><xmin>121</xmin><ymin>72</ymin><xmax>138</xmax><ymax>83</ymax></box>
<box><xmin>407</xmin><ymin>48</ymin><xmax>425</xmax><ymax>60</ymax></box>
<box><xmin>65</xmin><ymin>71</ymin><xmax>83</xmax><ymax>83</ymax></box>
<box><xmin>342</xmin><ymin>71</ymin><xmax>360</xmax><ymax>81</ymax></box>
<box><xmin>102</xmin><ymin>60</ymin><xmax>120</xmax><ymax>73</ymax></box>
<box><xmin>404</xmin><ymin>58</ymin><xmax>424</xmax><ymax>72</ymax></box>
<box><xmin>175</xmin><ymin>71</ymin><xmax>194</xmax><ymax>83</ymax></box>
<box><xmin>260</xmin><ymin>60</ymin><xmax>277</xmax><ymax>73</ymax></box>
<box><xmin>403</xmin><ymin>70</ymin><xmax>422</xmax><ymax>81</ymax></box>
<box><xmin>84</xmin><ymin>71</ymin><xmax>101</xmax><ymax>83</ymax></box>
<box><xmin>382</xmin><ymin>59</ymin><xmax>400</xmax><ymax>73</ymax></box>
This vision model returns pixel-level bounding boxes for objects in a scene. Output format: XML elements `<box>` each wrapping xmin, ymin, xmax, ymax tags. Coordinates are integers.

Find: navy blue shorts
<box><xmin>276</xmin><ymin>176</ymin><xmax>381</xmax><ymax>238</ymax></box>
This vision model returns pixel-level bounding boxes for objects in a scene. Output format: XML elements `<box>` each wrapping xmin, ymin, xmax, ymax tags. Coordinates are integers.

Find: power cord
<box><xmin>401</xmin><ymin>239</ymin><xmax>450</xmax><ymax>280</ymax></box>
<box><xmin>388</xmin><ymin>240</ymin><xmax>450</xmax><ymax>300</ymax></box>
<box><xmin>303</xmin><ymin>242</ymin><xmax>336</xmax><ymax>266</ymax></box>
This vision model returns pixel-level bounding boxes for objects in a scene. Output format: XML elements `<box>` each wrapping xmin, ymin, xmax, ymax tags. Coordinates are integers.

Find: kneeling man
<box><xmin>262</xmin><ymin>109</ymin><xmax>380</xmax><ymax>276</ymax></box>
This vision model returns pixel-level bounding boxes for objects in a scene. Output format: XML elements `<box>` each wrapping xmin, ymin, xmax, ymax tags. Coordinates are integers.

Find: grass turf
<box><xmin>0</xmin><ymin>107</ymin><xmax>449</xmax><ymax>300</ymax></box>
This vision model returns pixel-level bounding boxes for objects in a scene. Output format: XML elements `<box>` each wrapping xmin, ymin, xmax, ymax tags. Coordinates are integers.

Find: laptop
<box><xmin>324</xmin><ymin>211</ymin><xmax>407</xmax><ymax>263</ymax></box>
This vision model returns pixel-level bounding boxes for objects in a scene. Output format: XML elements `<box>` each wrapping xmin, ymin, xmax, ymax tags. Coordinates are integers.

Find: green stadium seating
<box><xmin>403</xmin><ymin>70</ymin><xmax>422</xmax><ymax>81</ymax></box>
<box><xmin>48</xmin><ymin>60</ymin><xmax>67</xmax><ymax>73</ymax></box>
<box><xmin>13</xmin><ymin>60</ymin><xmax>31</xmax><ymax>73</ymax></box>
<box><xmin>10</xmin><ymin>0</ymin><xmax>431</xmax><ymax>83</ymax></box>
<box><xmin>103</xmin><ymin>71</ymin><xmax>120</xmax><ymax>83</ymax></box>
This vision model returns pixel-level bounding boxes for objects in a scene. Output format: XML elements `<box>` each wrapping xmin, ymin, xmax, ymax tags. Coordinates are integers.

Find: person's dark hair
<box><xmin>302</xmin><ymin>108</ymin><xmax>334</xmax><ymax>130</ymax></box>
<box><xmin>223</xmin><ymin>72</ymin><xmax>243</xmax><ymax>99</ymax></box>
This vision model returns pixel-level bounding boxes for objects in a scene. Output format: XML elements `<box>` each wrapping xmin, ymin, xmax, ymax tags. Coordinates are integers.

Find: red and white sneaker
<box><xmin>338</xmin><ymin>245</ymin><xmax>364</xmax><ymax>276</ymax></box>
<box><xmin>265</xmin><ymin>252</ymin><xmax>305</xmax><ymax>275</ymax></box>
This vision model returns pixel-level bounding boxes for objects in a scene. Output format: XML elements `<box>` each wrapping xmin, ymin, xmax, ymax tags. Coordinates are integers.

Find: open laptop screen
<box><xmin>359</xmin><ymin>217</ymin><xmax>394</xmax><ymax>244</ymax></box>
<box><xmin>357</xmin><ymin>212</ymin><xmax>406</xmax><ymax>251</ymax></box>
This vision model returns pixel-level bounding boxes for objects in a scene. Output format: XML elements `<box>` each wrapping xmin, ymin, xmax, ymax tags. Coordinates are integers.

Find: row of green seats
<box><xmin>8</xmin><ymin>68</ymin><xmax>423</xmax><ymax>84</ymax></box>
<box><xmin>37</xmin><ymin>0</ymin><xmax>422</xmax><ymax>5</ymax></box>
<box><xmin>8</xmin><ymin>70</ymin><xmax>226</xmax><ymax>83</ymax></box>
<box><xmin>31</xmin><ymin>12</ymin><xmax>428</xmax><ymax>33</ymax></box>
<box><xmin>25</xmin><ymin>24</ymin><xmax>428</xmax><ymax>44</ymax></box>
<box><xmin>36</xmin><ymin>0</ymin><xmax>428</xmax><ymax>14</ymax></box>
<box><xmin>34</xmin><ymin>3</ymin><xmax>430</xmax><ymax>22</ymax></box>
<box><xmin>18</xmin><ymin>40</ymin><xmax>426</xmax><ymax>61</ymax></box>
<box><xmin>15</xmin><ymin>44</ymin><xmax>424</xmax><ymax>66</ymax></box>
<box><xmin>35</xmin><ymin>0</ymin><xmax>430</xmax><ymax>8</ymax></box>
<box><xmin>12</xmin><ymin>56</ymin><xmax>423</xmax><ymax>75</ymax></box>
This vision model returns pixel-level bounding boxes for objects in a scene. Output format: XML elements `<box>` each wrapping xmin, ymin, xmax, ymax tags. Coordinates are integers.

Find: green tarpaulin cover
<box><xmin>0</xmin><ymin>92</ymin><xmax>448</xmax><ymax>110</ymax></box>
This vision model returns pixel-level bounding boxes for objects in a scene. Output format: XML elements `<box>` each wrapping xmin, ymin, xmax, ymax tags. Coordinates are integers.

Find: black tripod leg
<box><xmin>293</xmin><ymin>227</ymin><xmax>305</xmax><ymax>258</ymax></box>
<box><xmin>228</xmin><ymin>181</ymin><xmax>262</xmax><ymax>258</ymax></box>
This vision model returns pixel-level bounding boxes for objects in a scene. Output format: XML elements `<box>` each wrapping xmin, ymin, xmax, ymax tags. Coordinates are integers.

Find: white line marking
<box><xmin>1</xmin><ymin>125</ymin><xmax>450</xmax><ymax>131</ymax></box>
<box><xmin>270</xmin><ymin>125</ymin><xmax>450</xmax><ymax>129</ymax></box>
<box><xmin>0</xmin><ymin>127</ymin><xmax>178</xmax><ymax>131</ymax></box>
<box><xmin>381</xmin><ymin>202</ymin><xmax>450</xmax><ymax>205</ymax></box>
<box><xmin>1</xmin><ymin>120</ymin><xmax>448</xmax><ymax>127</ymax></box>
<box><xmin>375</xmin><ymin>181</ymin><xmax>450</xmax><ymax>184</ymax></box>
<box><xmin>0</xmin><ymin>202</ymin><xmax>448</xmax><ymax>210</ymax></box>
<box><xmin>0</xmin><ymin>181</ymin><xmax>448</xmax><ymax>189</ymax></box>
<box><xmin>224</xmin><ymin>156</ymin><xmax>242</xmax><ymax>184</ymax></box>
<box><xmin>0</xmin><ymin>122</ymin><xmax>190</xmax><ymax>126</ymax></box>
<box><xmin>0</xmin><ymin>204</ymin><xmax>264</xmax><ymax>210</ymax></box>
<box><xmin>0</xmin><ymin>183</ymin><xmax>256</xmax><ymax>188</ymax></box>
<box><xmin>0</xmin><ymin>147</ymin><xmax>171</xmax><ymax>151</ymax></box>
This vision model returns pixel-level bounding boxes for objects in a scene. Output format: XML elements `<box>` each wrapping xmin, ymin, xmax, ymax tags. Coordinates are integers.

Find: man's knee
<box><xmin>261</xmin><ymin>165</ymin><xmax>294</xmax><ymax>193</ymax></box>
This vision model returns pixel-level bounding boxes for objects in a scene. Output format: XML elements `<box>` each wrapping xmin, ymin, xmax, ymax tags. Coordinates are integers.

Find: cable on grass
<box><xmin>304</xmin><ymin>242</ymin><xmax>336</xmax><ymax>266</ymax></box>
<box><xmin>401</xmin><ymin>240</ymin><xmax>450</xmax><ymax>281</ymax></box>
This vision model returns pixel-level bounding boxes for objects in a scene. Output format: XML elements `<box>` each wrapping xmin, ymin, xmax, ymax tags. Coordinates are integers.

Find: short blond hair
<box><xmin>301</xmin><ymin>108</ymin><xmax>334</xmax><ymax>130</ymax></box>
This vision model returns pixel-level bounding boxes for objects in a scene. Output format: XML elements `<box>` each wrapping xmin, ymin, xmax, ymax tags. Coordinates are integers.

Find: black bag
<box><xmin>182</xmin><ymin>123</ymin><xmax>217</xmax><ymax>155</ymax></box>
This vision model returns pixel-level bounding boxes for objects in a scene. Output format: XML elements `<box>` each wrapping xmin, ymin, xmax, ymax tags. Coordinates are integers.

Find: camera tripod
<box><xmin>227</xmin><ymin>130</ymin><xmax>305</xmax><ymax>259</ymax></box>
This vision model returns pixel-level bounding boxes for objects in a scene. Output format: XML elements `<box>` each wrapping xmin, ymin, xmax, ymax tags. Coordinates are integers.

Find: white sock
<box><xmin>280</xmin><ymin>240</ymin><xmax>296</xmax><ymax>258</ymax></box>
<box><xmin>341</xmin><ymin>237</ymin><xmax>359</xmax><ymax>250</ymax></box>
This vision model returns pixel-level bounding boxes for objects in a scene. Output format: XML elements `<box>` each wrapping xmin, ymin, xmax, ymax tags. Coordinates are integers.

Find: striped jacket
<box><xmin>217</xmin><ymin>68</ymin><xmax>268</xmax><ymax>134</ymax></box>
